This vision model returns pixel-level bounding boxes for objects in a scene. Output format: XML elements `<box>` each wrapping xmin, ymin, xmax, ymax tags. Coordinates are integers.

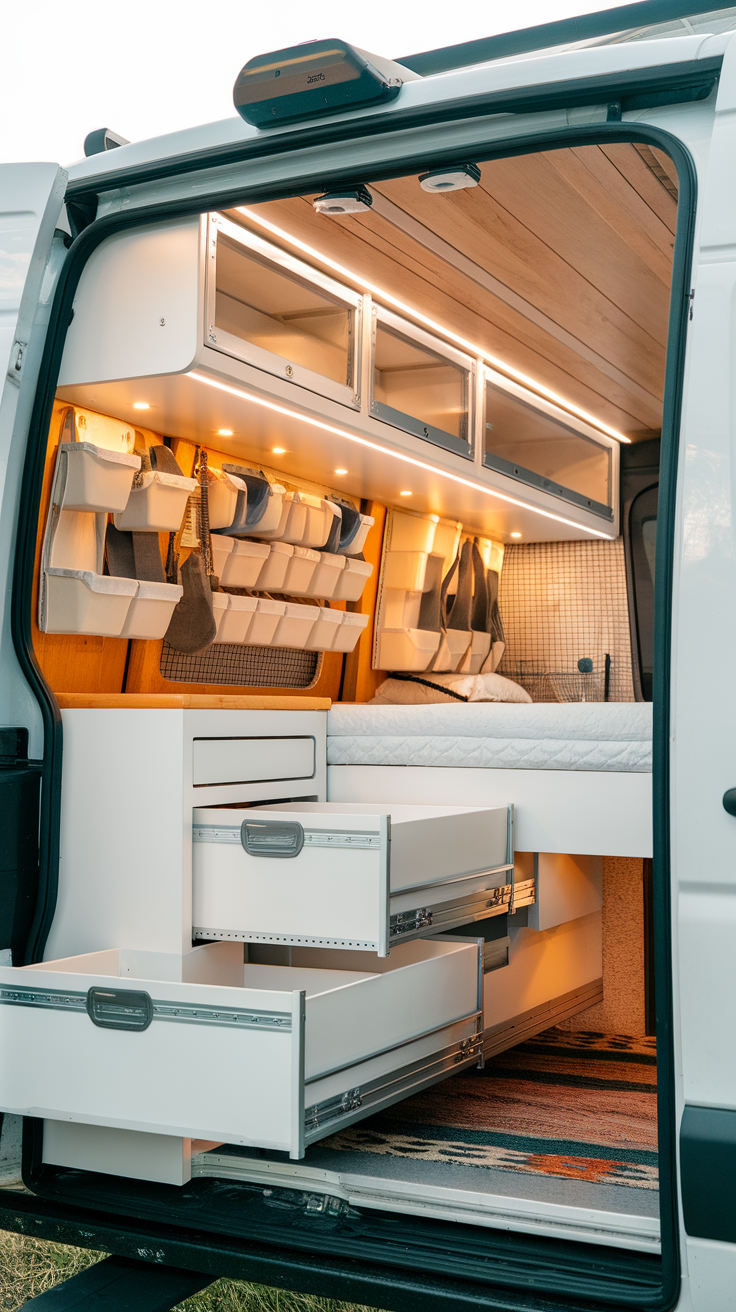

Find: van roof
<box><xmin>65</xmin><ymin>10</ymin><xmax>733</xmax><ymax>192</ymax></box>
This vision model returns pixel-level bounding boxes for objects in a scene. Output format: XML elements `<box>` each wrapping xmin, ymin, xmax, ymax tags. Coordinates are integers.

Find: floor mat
<box><xmin>319</xmin><ymin>1028</ymin><xmax>658</xmax><ymax>1192</ymax></box>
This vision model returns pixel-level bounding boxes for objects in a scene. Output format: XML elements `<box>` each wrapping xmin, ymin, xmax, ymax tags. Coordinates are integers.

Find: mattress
<box><xmin>327</xmin><ymin>702</ymin><xmax>652</xmax><ymax>773</ymax></box>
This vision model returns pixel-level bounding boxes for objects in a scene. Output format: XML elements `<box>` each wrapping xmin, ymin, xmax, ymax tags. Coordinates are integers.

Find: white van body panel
<box><xmin>0</xmin><ymin>164</ymin><xmax>66</xmax><ymax>751</ymax></box>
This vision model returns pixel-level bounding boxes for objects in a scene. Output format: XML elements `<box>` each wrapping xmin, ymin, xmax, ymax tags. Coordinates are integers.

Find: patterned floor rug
<box><xmin>320</xmin><ymin>1028</ymin><xmax>659</xmax><ymax>1192</ymax></box>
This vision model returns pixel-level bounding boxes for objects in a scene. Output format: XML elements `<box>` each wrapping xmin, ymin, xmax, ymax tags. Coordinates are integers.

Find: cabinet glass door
<box><xmin>371</xmin><ymin>309</ymin><xmax>473</xmax><ymax>459</ymax></box>
<box><xmin>483</xmin><ymin>372</ymin><xmax>614</xmax><ymax>519</ymax></box>
<box><xmin>210</xmin><ymin>217</ymin><xmax>360</xmax><ymax>408</ymax></box>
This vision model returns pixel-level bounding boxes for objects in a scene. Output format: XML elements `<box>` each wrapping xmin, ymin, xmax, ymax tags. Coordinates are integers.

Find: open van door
<box><xmin>0</xmin><ymin>166</ymin><xmax>66</xmax><ymax>1002</ymax></box>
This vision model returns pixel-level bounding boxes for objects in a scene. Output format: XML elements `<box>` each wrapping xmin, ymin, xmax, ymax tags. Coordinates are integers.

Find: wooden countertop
<box><xmin>55</xmin><ymin>693</ymin><xmax>331</xmax><ymax>710</ymax></box>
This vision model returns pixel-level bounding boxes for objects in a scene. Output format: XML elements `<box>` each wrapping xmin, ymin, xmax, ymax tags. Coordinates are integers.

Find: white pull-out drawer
<box><xmin>0</xmin><ymin>940</ymin><xmax>481</xmax><ymax>1160</ymax></box>
<box><xmin>193</xmin><ymin>801</ymin><xmax>513</xmax><ymax>954</ymax></box>
<box><xmin>192</xmin><ymin>736</ymin><xmax>316</xmax><ymax>787</ymax></box>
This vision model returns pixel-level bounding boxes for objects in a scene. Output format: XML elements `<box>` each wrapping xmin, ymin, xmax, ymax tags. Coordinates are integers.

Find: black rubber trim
<box><xmin>680</xmin><ymin>1104</ymin><xmax>736</xmax><ymax>1242</ymax></box>
<box><xmin>12</xmin><ymin>110</ymin><xmax>697</xmax><ymax>1310</ymax></box>
<box><xmin>398</xmin><ymin>2</ymin><xmax>734</xmax><ymax>75</ymax></box>
<box><xmin>63</xmin><ymin>57</ymin><xmax>720</xmax><ymax>201</ymax></box>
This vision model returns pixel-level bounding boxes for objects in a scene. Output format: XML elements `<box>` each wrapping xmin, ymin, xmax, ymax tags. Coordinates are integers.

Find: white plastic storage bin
<box><xmin>211</xmin><ymin>536</ymin><xmax>270</xmax><ymax>589</ymax></box>
<box><xmin>304</xmin><ymin>552</ymin><xmax>346</xmax><ymax>600</ymax></box>
<box><xmin>208</xmin><ymin>472</ymin><xmax>247</xmax><ymax>531</ymax></box>
<box><xmin>248</xmin><ymin>598</ymin><xmax>286</xmax><ymax>646</ymax></box>
<box><xmin>388</xmin><ymin>511</ymin><xmax>437</xmax><ymax>554</ymax></box>
<box><xmin>304</xmin><ymin>607</ymin><xmax>343</xmax><ymax>651</ymax></box>
<box><xmin>60</xmin><ymin>443</ymin><xmax>140</xmax><ymax>514</ymax></box>
<box><xmin>257</xmin><ymin>542</ymin><xmax>293</xmax><ymax>591</ymax></box>
<box><xmin>433</xmin><ymin>628</ymin><xmax>472</xmax><ymax>673</ymax></box>
<box><xmin>43</xmin><ymin>569</ymin><xmax>138</xmax><ymax>636</ymax></box>
<box><xmin>214</xmin><ymin>594</ymin><xmax>258</xmax><ymax>645</ymax></box>
<box><xmin>119</xmin><ymin>580</ymin><xmax>183</xmax><ymax>640</ymax></box>
<box><xmin>271</xmin><ymin>602</ymin><xmax>317</xmax><ymax>649</ymax></box>
<box><xmin>339</xmin><ymin>512</ymin><xmax>375</xmax><ymax>557</ymax></box>
<box><xmin>212</xmin><ymin>592</ymin><xmax>231</xmax><ymax>641</ymax></box>
<box><xmin>193</xmin><ymin>800</ymin><xmax>513</xmax><ymax>953</ymax></box>
<box><xmin>382</xmin><ymin>552</ymin><xmax>429</xmax><ymax>592</ymax></box>
<box><xmin>375</xmin><ymin>627</ymin><xmax>440</xmax><ymax>671</ymax></box>
<box><xmin>332</xmin><ymin>557</ymin><xmax>373</xmax><ymax>602</ymax></box>
<box><xmin>282</xmin><ymin>546</ymin><xmax>319</xmax><ymax>594</ymax></box>
<box><xmin>242</xmin><ymin>483</ymin><xmax>286</xmax><ymax>538</ymax></box>
<box><xmin>0</xmin><ymin>939</ymin><xmax>482</xmax><ymax>1160</ymax></box>
<box><xmin>332</xmin><ymin>611</ymin><xmax>370</xmax><ymax>653</ymax></box>
<box><xmin>113</xmin><ymin>471</ymin><xmax>197</xmax><ymax>532</ymax></box>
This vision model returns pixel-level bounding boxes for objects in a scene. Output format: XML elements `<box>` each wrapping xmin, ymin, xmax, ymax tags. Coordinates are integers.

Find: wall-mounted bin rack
<box><xmin>304</xmin><ymin>608</ymin><xmax>343</xmax><ymax>651</ymax></box>
<box><xmin>192</xmin><ymin>800</ymin><xmax>514</xmax><ymax>954</ymax></box>
<box><xmin>268</xmin><ymin>491</ymin><xmax>340</xmax><ymax>551</ymax></box>
<box><xmin>0</xmin><ymin>939</ymin><xmax>483</xmax><ymax>1159</ymax></box>
<box><xmin>114</xmin><ymin>470</ymin><xmax>197</xmax><ymax>532</ymax></box>
<box><xmin>248</xmin><ymin>598</ymin><xmax>286</xmax><ymax>646</ymax></box>
<box><xmin>208</xmin><ymin>216</ymin><xmax>363</xmax><ymax>410</ymax></box>
<box><xmin>210</xmin><ymin>536</ymin><xmax>270</xmax><ymax>589</ymax></box>
<box><xmin>371</xmin><ymin>307</ymin><xmax>475</xmax><ymax>461</ymax></box>
<box><xmin>60</xmin><ymin>442</ymin><xmax>140</xmax><ymax>514</ymax></box>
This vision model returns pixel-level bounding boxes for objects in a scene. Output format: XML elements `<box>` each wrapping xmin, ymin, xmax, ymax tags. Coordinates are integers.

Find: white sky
<box><xmin>1</xmin><ymin>0</ymin><xmax>648</xmax><ymax>166</ymax></box>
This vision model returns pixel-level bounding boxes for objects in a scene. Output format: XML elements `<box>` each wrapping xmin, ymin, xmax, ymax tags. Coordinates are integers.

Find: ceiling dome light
<box><xmin>419</xmin><ymin>163</ymin><xmax>481</xmax><ymax>193</ymax></box>
<box><xmin>132</xmin><ymin>401</ymin><xmax>150</xmax><ymax>410</ymax></box>
<box><xmin>314</xmin><ymin>186</ymin><xmax>373</xmax><ymax>216</ymax></box>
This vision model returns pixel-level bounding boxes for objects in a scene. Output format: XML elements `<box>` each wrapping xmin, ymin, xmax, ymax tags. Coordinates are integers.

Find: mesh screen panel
<box><xmin>498</xmin><ymin>538</ymin><xmax>634</xmax><ymax>702</ymax></box>
<box><xmin>160</xmin><ymin>642</ymin><xmax>321</xmax><ymax>689</ymax></box>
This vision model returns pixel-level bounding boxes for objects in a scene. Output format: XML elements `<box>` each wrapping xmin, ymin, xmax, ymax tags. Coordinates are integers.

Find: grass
<box><xmin>0</xmin><ymin>1231</ymin><xmax>382</xmax><ymax>1311</ymax></box>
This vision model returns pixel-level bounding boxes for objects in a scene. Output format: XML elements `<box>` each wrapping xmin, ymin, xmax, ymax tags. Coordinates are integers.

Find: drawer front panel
<box><xmin>192</xmin><ymin>736</ymin><xmax>315</xmax><ymax>787</ymax></box>
<box><xmin>0</xmin><ymin>974</ymin><xmax>299</xmax><ymax>1152</ymax></box>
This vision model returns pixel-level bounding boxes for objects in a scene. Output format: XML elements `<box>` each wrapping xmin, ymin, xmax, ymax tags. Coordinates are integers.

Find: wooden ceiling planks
<box><xmin>230</xmin><ymin>142</ymin><xmax>678</xmax><ymax>440</ymax></box>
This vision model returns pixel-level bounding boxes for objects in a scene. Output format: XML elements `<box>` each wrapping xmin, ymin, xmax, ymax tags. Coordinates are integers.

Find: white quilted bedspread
<box><xmin>327</xmin><ymin>702</ymin><xmax>653</xmax><ymax>773</ymax></box>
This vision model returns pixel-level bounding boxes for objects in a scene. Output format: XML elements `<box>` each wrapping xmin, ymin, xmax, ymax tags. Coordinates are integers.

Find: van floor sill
<box><xmin>192</xmin><ymin>1145</ymin><xmax>660</xmax><ymax>1253</ymax></box>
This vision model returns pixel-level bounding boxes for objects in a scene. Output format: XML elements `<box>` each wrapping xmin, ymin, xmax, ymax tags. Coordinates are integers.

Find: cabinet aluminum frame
<box><xmin>192</xmin><ymin>804</ymin><xmax>514</xmax><ymax>955</ymax></box>
<box><xmin>482</xmin><ymin>365</ymin><xmax>619</xmax><ymax>523</ymax></box>
<box><xmin>205</xmin><ymin>214</ymin><xmax>363</xmax><ymax>410</ymax></box>
<box><xmin>370</xmin><ymin>304</ymin><xmax>476</xmax><ymax>460</ymax></box>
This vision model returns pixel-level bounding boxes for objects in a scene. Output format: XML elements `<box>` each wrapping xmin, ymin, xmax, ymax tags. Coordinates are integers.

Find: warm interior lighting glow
<box><xmin>335</xmin><ymin>468</ymin><xmax>347</xmax><ymax>475</ymax></box>
<box><xmin>133</xmin><ymin>402</ymin><xmax>150</xmax><ymax>410</ymax></box>
<box><xmin>511</xmin><ymin>531</ymin><xmax>522</xmax><ymax>538</ymax></box>
<box><xmin>217</xmin><ymin>428</ymin><xmax>233</xmax><ymax>436</ymax></box>
<box><xmin>188</xmin><ymin>369</ymin><xmax>612</xmax><ymax>540</ymax></box>
<box><xmin>235</xmin><ymin>207</ymin><xmax>630</xmax><ymax>445</ymax></box>
<box><xmin>272</xmin><ymin>447</ymin><xmax>286</xmax><ymax>454</ymax></box>
<box><xmin>400</xmin><ymin>490</ymin><xmax>412</xmax><ymax>497</ymax></box>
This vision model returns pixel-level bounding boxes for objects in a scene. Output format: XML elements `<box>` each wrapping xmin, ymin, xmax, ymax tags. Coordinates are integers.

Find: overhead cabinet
<box><xmin>0</xmin><ymin>939</ymin><xmax>483</xmax><ymax>1158</ymax></box>
<box><xmin>208</xmin><ymin>217</ymin><xmax>362</xmax><ymax>408</ymax></box>
<box><xmin>56</xmin><ymin>214</ymin><xmax>619</xmax><ymax>540</ymax></box>
<box><xmin>483</xmin><ymin>368</ymin><xmax>615</xmax><ymax>522</ymax></box>
<box><xmin>371</xmin><ymin>308</ymin><xmax>475</xmax><ymax>459</ymax></box>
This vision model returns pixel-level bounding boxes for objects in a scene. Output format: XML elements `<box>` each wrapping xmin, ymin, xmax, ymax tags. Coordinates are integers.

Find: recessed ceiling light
<box><xmin>400</xmin><ymin>490</ymin><xmax>412</xmax><ymax>497</ymax></box>
<box><xmin>511</xmin><ymin>531</ymin><xmax>522</xmax><ymax>538</ymax></box>
<box><xmin>335</xmin><ymin>468</ymin><xmax>347</xmax><ymax>476</ymax></box>
<box><xmin>272</xmin><ymin>447</ymin><xmax>286</xmax><ymax>454</ymax></box>
<box><xmin>133</xmin><ymin>402</ymin><xmax>150</xmax><ymax>410</ymax></box>
<box><xmin>217</xmin><ymin>428</ymin><xmax>233</xmax><ymax>437</ymax></box>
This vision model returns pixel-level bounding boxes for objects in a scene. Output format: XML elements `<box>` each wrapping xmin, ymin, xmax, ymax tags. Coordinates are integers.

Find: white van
<box><xmin>3</xmin><ymin>4</ymin><xmax>736</xmax><ymax>1309</ymax></box>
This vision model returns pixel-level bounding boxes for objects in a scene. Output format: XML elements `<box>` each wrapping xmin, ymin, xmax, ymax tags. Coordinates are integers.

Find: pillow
<box><xmin>369</xmin><ymin>671</ymin><xmax>532</xmax><ymax>706</ymax></box>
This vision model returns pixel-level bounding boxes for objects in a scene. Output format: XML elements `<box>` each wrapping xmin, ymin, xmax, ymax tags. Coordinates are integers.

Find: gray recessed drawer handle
<box><xmin>724</xmin><ymin>790</ymin><xmax>736</xmax><ymax>817</ymax></box>
<box><xmin>86</xmin><ymin>987</ymin><xmax>153</xmax><ymax>1031</ymax></box>
<box><xmin>241</xmin><ymin>819</ymin><xmax>304</xmax><ymax>858</ymax></box>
